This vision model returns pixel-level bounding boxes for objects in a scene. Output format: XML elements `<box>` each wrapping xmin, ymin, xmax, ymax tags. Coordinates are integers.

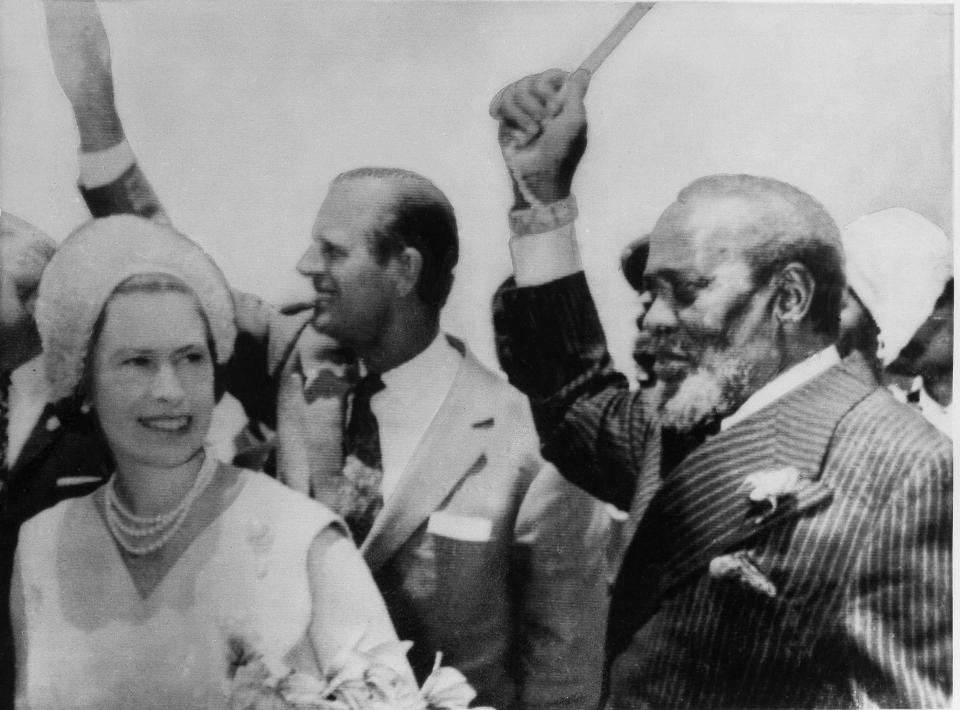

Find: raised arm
<box><xmin>45</xmin><ymin>3</ymin><xmax>289</xmax><ymax>424</ymax></box>
<box><xmin>489</xmin><ymin>70</ymin><xmax>652</xmax><ymax>510</ymax></box>
<box><xmin>306</xmin><ymin>526</ymin><xmax>415</xmax><ymax>682</ymax></box>
<box><xmin>45</xmin><ymin>0</ymin><xmax>168</xmax><ymax>223</ymax></box>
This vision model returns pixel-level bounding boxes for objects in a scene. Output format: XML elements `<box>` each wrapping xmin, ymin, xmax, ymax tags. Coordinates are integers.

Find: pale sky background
<box><xmin>0</xmin><ymin>0</ymin><xmax>952</xmax><ymax>382</ymax></box>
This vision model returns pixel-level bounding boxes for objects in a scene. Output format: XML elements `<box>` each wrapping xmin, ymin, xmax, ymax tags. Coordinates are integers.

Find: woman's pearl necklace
<box><xmin>105</xmin><ymin>451</ymin><xmax>217</xmax><ymax>556</ymax></box>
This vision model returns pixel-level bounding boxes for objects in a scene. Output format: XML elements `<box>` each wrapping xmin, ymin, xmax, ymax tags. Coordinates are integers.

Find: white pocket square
<box><xmin>56</xmin><ymin>476</ymin><xmax>102</xmax><ymax>488</ymax></box>
<box><xmin>426</xmin><ymin>511</ymin><xmax>492</xmax><ymax>542</ymax></box>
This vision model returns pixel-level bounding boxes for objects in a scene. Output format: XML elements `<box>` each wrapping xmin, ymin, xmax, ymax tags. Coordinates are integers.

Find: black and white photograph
<box><xmin>0</xmin><ymin>1</ymin><xmax>952</xmax><ymax>708</ymax></box>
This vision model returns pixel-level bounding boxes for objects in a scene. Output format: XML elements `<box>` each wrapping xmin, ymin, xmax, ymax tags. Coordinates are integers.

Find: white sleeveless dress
<box><xmin>15</xmin><ymin>468</ymin><xmax>341</xmax><ymax>710</ymax></box>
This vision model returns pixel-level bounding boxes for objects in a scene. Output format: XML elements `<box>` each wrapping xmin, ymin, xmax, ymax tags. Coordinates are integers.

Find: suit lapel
<box><xmin>362</xmin><ymin>346</ymin><xmax>493</xmax><ymax>572</ymax></box>
<box><xmin>608</xmin><ymin>360</ymin><xmax>875</xmax><ymax>656</ymax></box>
<box><xmin>617</xmin><ymin>420</ymin><xmax>662</xmax><ymax>550</ymax></box>
<box><xmin>8</xmin><ymin>403</ymin><xmax>65</xmax><ymax>485</ymax></box>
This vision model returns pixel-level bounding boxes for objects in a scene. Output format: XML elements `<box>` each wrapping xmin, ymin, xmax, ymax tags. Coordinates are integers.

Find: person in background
<box><xmin>837</xmin><ymin>207</ymin><xmax>952</xmax><ymax>391</ymax></box>
<box><xmin>11</xmin><ymin>215</ymin><xmax>411</xmax><ymax>709</ymax></box>
<box><xmin>613</xmin><ymin>236</ymin><xmax>662</xmax><ymax>578</ymax></box>
<box><xmin>0</xmin><ymin>210</ymin><xmax>114</xmax><ymax>704</ymax></box>
<box><xmin>490</xmin><ymin>67</ymin><xmax>951</xmax><ymax>708</ymax></box>
<box><xmin>46</xmin><ymin>7</ymin><xmax>610</xmax><ymax>708</ymax></box>
<box><xmin>620</xmin><ymin>236</ymin><xmax>658</xmax><ymax>390</ymax></box>
<box><xmin>887</xmin><ymin>278</ymin><xmax>953</xmax><ymax>436</ymax></box>
<box><xmin>0</xmin><ymin>212</ymin><xmax>109</xmax><ymax>522</ymax></box>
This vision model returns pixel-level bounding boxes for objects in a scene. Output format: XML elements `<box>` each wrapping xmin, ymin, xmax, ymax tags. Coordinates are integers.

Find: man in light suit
<box><xmin>277</xmin><ymin>168</ymin><xmax>610</xmax><ymax>709</ymax></box>
<box><xmin>489</xmin><ymin>68</ymin><xmax>951</xmax><ymax>708</ymax></box>
<box><xmin>52</xmin><ymin>10</ymin><xmax>610</xmax><ymax>707</ymax></box>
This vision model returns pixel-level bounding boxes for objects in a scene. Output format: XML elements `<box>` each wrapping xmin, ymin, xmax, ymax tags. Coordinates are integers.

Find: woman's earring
<box><xmin>80</xmin><ymin>402</ymin><xmax>92</xmax><ymax>414</ymax></box>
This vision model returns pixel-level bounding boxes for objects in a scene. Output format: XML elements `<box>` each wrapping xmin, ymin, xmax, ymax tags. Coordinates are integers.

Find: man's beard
<box><xmin>658</xmin><ymin>348</ymin><xmax>762</xmax><ymax>432</ymax></box>
<box><xmin>632</xmin><ymin>330</ymin><xmax>657</xmax><ymax>387</ymax></box>
<box><xmin>654</xmin><ymin>326</ymin><xmax>773</xmax><ymax>433</ymax></box>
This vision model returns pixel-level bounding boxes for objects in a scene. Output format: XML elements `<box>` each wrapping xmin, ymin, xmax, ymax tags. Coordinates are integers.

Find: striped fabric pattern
<box><xmin>607</xmin><ymin>367</ymin><xmax>951</xmax><ymax>709</ymax></box>
<box><xmin>494</xmin><ymin>273</ymin><xmax>952</xmax><ymax>708</ymax></box>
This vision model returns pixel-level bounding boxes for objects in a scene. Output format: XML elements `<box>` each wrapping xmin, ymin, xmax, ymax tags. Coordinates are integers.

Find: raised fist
<box><xmin>490</xmin><ymin>69</ymin><xmax>589</xmax><ymax>206</ymax></box>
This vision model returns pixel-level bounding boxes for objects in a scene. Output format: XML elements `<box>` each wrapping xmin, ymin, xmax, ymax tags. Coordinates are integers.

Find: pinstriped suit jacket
<box><xmin>494</xmin><ymin>272</ymin><xmax>951</xmax><ymax>709</ymax></box>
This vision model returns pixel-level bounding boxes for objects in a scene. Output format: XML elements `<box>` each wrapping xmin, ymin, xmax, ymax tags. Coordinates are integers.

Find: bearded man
<box><xmin>490</xmin><ymin>68</ymin><xmax>951</xmax><ymax>708</ymax></box>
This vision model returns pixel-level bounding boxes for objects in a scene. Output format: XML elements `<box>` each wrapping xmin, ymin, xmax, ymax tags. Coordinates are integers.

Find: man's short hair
<box><xmin>621</xmin><ymin>236</ymin><xmax>649</xmax><ymax>293</ymax></box>
<box><xmin>333</xmin><ymin>167</ymin><xmax>459</xmax><ymax>311</ymax></box>
<box><xmin>677</xmin><ymin>174</ymin><xmax>845</xmax><ymax>338</ymax></box>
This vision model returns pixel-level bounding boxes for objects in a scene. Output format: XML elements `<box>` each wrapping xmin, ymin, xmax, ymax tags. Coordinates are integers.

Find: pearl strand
<box><xmin>105</xmin><ymin>451</ymin><xmax>217</xmax><ymax>556</ymax></box>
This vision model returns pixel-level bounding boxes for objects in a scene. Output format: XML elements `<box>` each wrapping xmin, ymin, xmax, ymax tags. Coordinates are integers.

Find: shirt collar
<box><xmin>721</xmin><ymin>346</ymin><xmax>841</xmax><ymax>432</ymax></box>
<box><xmin>377</xmin><ymin>332</ymin><xmax>460</xmax><ymax>403</ymax></box>
<box><xmin>367</xmin><ymin>333</ymin><xmax>462</xmax><ymax>500</ymax></box>
<box><xmin>916</xmin><ymin>378</ymin><xmax>953</xmax><ymax>436</ymax></box>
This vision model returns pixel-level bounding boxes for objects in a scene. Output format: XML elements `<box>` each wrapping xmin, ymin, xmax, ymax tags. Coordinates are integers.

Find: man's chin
<box><xmin>659</xmin><ymin>369</ymin><xmax>725</xmax><ymax>432</ymax></box>
<box><xmin>309</xmin><ymin>311</ymin><xmax>334</xmax><ymax>335</ymax></box>
<box><xmin>658</xmin><ymin>355</ymin><xmax>759</xmax><ymax>432</ymax></box>
<box><xmin>654</xmin><ymin>360</ymin><xmax>690</xmax><ymax>386</ymax></box>
<box><xmin>308</xmin><ymin>315</ymin><xmax>357</xmax><ymax>350</ymax></box>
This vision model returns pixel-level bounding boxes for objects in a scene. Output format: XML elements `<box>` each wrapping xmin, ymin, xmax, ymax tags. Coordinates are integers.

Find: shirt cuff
<box><xmin>510</xmin><ymin>222</ymin><xmax>583</xmax><ymax>287</ymax></box>
<box><xmin>77</xmin><ymin>140</ymin><xmax>136</xmax><ymax>188</ymax></box>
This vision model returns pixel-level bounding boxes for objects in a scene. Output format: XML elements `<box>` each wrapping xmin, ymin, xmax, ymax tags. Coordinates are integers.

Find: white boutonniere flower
<box><xmin>739</xmin><ymin>466</ymin><xmax>805</xmax><ymax>513</ymax></box>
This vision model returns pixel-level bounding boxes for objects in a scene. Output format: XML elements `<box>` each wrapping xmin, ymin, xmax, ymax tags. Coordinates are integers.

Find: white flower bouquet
<box><xmin>226</xmin><ymin>636</ymin><xmax>494</xmax><ymax>710</ymax></box>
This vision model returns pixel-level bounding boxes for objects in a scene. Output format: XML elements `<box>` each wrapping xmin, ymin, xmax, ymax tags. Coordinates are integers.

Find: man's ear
<box><xmin>775</xmin><ymin>262</ymin><xmax>815</xmax><ymax>326</ymax></box>
<box><xmin>394</xmin><ymin>246</ymin><xmax>423</xmax><ymax>298</ymax></box>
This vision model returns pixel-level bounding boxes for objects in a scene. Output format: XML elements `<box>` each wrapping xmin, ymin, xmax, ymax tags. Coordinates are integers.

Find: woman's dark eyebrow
<box><xmin>107</xmin><ymin>348</ymin><xmax>151</xmax><ymax>362</ymax></box>
<box><xmin>173</xmin><ymin>343</ymin><xmax>206</xmax><ymax>355</ymax></box>
<box><xmin>110</xmin><ymin>344</ymin><xmax>204</xmax><ymax>358</ymax></box>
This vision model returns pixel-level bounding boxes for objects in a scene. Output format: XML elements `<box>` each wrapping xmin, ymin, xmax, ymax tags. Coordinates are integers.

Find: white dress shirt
<box><xmin>370</xmin><ymin>333</ymin><xmax>461</xmax><ymax>502</ymax></box>
<box><xmin>510</xmin><ymin>222</ymin><xmax>581</xmax><ymax>287</ymax></box>
<box><xmin>78</xmin><ymin>140</ymin><xmax>136</xmax><ymax>188</ymax></box>
<box><xmin>7</xmin><ymin>355</ymin><xmax>51</xmax><ymax>468</ymax></box>
<box><xmin>890</xmin><ymin>376</ymin><xmax>952</xmax><ymax>438</ymax></box>
<box><xmin>720</xmin><ymin>346</ymin><xmax>841</xmax><ymax>431</ymax></box>
<box><xmin>917</xmin><ymin>383</ymin><xmax>952</xmax><ymax>438</ymax></box>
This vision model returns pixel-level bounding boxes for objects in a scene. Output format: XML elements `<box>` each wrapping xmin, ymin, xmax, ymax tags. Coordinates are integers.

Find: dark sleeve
<box><xmin>220</xmin><ymin>290</ymin><xmax>296</xmax><ymax>430</ymax></box>
<box><xmin>79</xmin><ymin>163</ymin><xmax>170</xmax><ymax>223</ymax></box>
<box><xmin>492</xmin><ymin>272</ymin><xmax>650</xmax><ymax>510</ymax></box>
<box><xmin>222</xmin><ymin>328</ymin><xmax>278</xmax><ymax>429</ymax></box>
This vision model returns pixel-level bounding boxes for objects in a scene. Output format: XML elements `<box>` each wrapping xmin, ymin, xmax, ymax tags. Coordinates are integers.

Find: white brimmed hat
<box><xmin>842</xmin><ymin>208</ymin><xmax>952</xmax><ymax>366</ymax></box>
<box><xmin>35</xmin><ymin>215</ymin><xmax>236</xmax><ymax>402</ymax></box>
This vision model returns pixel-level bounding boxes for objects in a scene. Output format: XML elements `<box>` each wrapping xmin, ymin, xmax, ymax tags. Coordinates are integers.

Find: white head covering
<box><xmin>841</xmin><ymin>208</ymin><xmax>952</xmax><ymax>366</ymax></box>
<box><xmin>35</xmin><ymin>215</ymin><xmax>236</xmax><ymax>402</ymax></box>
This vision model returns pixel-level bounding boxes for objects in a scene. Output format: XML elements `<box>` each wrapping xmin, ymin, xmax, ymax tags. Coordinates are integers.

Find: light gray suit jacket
<box><xmin>268</xmin><ymin>329</ymin><xmax>611</xmax><ymax>710</ymax></box>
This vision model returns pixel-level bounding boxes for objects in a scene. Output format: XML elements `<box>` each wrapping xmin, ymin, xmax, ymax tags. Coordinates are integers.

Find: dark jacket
<box><xmin>494</xmin><ymin>271</ymin><xmax>951</xmax><ymax>709</ymax></box>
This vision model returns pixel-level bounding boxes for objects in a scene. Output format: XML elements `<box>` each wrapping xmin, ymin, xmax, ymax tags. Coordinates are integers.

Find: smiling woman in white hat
<box><xmin>10</xmin><ymin>215</ymin><xmax>412</xmax><ymax>709</ymax></box>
